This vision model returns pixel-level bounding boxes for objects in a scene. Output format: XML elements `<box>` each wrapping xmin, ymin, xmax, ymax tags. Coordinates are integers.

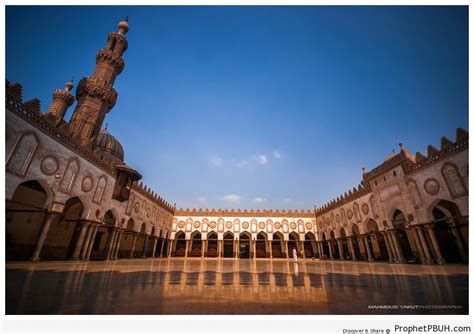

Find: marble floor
<box><xmin>5</xmin><ymin>258</ymin><xmax>468</xmax><ymax>315</ymax></box>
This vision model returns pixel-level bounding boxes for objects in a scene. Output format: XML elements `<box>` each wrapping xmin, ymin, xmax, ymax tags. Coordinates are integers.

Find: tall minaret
<box><xmin>68</xmin><ymin>18</ymin><xmax>129</xmax><ymax>144</ymax></box>
<box><xmin>47</xmin><ymin>80</ymin><xmax>75</xmax><ymax>123</ymax></box>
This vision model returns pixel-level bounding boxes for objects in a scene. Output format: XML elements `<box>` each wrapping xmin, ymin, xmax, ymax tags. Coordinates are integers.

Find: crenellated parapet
<box><xmin>315</xmin><ymin>183</ymin><xmax>370</xmax><ymax>216</ymax></box>
<box><xmin>406</xmin><ymin>128</ymin><xmax>468</xmax><ymax>173</ymax></box>
<box><xmin>132</xmin><ymin>181</ymin><xmax>175</xmax><ymax>214</ymax></box>
<box><xmin>175</xmin><ymin>208</ymin><xmax>315</xmax><ymax>218</ymax></box>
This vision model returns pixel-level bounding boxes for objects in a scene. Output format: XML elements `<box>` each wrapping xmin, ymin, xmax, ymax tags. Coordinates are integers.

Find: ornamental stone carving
<box><xmin>347</xmin><ymin>210</ymin><xmax>353</xmax><ymax>220</ymax></box>
<box><xmin>423</xmin><ymin>178</ymin><xmax>440</xmax><ymax>195</ymax></box>
<box><xmin>242</xmin><ymin>222</ymin><xmax>249</xmax><ymax>229</ymax></box>
<box><xmin>40</xmin><ymin>155</ymin><xmax>59</xmax><ymax>175</ymax></box>
<box><xmin>178</xmin><ymin>221</ymin><xmax>185</xmax><ymax>228</ymax></box>
<box><xmin>290</xmin><ymin>222</ymin><xmax>297</xmax><ymax>230</ymax></box>
<box><xmin>407</xmin><ymin>179</ymin><xmax>423</xmax><ymax>208</ymax></box>
<box><xmin>59</xmin><ymin>158</ymin><xmax>80</xmax><ymax>193</ymax></box>
<box><xmin>209</xmin><ymin>221</ymin><xmax>216</xmax><ymax>229</ymax></box>
<box><xmin>274</xmin><ymin>222</ymin><xmax>282</xmax><ymax>229</ymax></box>
<box><xmin>6</xmin><ymin>132</ymin><xmax>39</xmax><ymax>177</ymax></box>
<box><xmin>226</xmin><ymin>221</ymin><xmax>232</xmax><ymax>229</ymax></box>
<box><xmin>362</xmin><ymin>203</ymin><xmax>369</xmax><ymax>215</ymax></box>
<box><xmin>193</xmin><ymin>221</ymin><xmax>201</xmax><ymax>228</ymax></box>
<box><xmin>258</xmin><ymin>222</ymin><xmax>265</xmax><ymax>229</ymax></box>
<box><xmin>442</xmin><ymin>163</ymin><xmax>467</xmax><ymax>198</ymax></box>
<box><xmin>305</xmin><ymin>223</ymin><xmax>312</xmax><ymax>230</ymax></box>
<box><xmin>81</xmin><ymin>175</ymin><xmax>94</xmax><ymax>192</ymax></box>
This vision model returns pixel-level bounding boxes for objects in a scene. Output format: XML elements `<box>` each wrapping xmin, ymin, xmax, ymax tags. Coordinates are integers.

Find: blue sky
<box><xmin>6</xmin><ymin>6</ymin><xmax>468</xmax><ymax>210</ymax></box>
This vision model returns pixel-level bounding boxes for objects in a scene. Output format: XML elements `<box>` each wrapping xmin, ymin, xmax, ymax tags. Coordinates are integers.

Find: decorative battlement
<box><xmin>132</xmin><ymin>181</ymin><xmax>175</xmax><ymax>214</ymax></box>
<box><xmin>315</xmin><ymin>183</ymin><xmax>370</xmax><ymax>215</ymax></box>
<box><xmin>174</xmin><ymin>208</ymin><xmax>315</xmax><ymax>218</ymax></box>
<box><xmin>406</xmin><ymin>128</ymin><xmax>468</xmax><ymax>173</ymax></box>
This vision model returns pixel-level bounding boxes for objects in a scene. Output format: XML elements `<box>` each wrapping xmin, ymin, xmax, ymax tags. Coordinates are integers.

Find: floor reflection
<box><xmin>6</xmin><ymin>259</ymin><xmax>468</xmax><ymax>315</ymax></box>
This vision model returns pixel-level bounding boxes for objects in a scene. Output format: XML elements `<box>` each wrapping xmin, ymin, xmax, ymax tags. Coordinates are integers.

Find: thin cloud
<box><xmin>252</xmin><ymin>197</ymin><xmax>267</xmax><ymax>203</ymax></box>
<box><xmin>237</xmin><ymin>160</ymin><xmax>248</xmax><ymax>168</ymax></box>
<box><xmin>256</xmin><ymin>154</ymin><xmax>268</xmax><ymax>165</ymax></box>
<box><xmin>273</xmin><ymin>150</ymin><xmax>281</xmax><ymax>159</ymax></box>
<box><xmin>220</xmin><ymin>194</ymin><xmax>241</xmax><ymax>203</ymax></box>
<box><xmin>209</xmin><ymin>156</ymin><xmax>223</xmax><ymax>166</ymax></box>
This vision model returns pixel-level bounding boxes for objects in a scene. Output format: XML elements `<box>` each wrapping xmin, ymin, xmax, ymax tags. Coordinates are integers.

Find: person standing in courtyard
<box><xmin>293</xmin><ymin>247</ymin><xmax>298</xmax><ymax>263</ymax></box>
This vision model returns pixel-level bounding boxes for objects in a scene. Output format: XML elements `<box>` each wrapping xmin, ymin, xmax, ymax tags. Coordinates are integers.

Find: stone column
<box><xmin>410</xmin><ymin>227</ymin><xmax>426</xmax><ymax>263</ymax></box>
<box><xmin>269</xmin><ymin>241</ymin><xmax>273</xmax><ymax>258</ymax></box>
<box><xmin>159</xmin><ymin>238</ymin><xmax>165</xmax><ymax>257</ymax></box>
<box><xmin>337</xmin><ymin>239</ymin><xmax>344</xmax><ymax>260</ymax></box>
<box><xmin>382</xmin><ymin>232</ymin><xmax>394</xmax><ymax>262</ymax></box>
<box><xmin>141</xmin><ymin>236</ymin><xmax>149</xmax><ymax>258</ymax></box>
<box><xmin>363</xmin><ymin>235</ymin><xmax>374</xmax><ymax>262</ymax></box>
<box><xmin>311</xmin><ymin>241</ymin><xmax>318</xmax><ymax>258</ymax></box>
<box><xmin>348</xmin><ymin>238</ymin><xmax>356</xmax><ymax>261</ymax></box>
<box><xmin>414</xmin><ymin>226</ymin><xmax>432</xmax><ymax>264</ymax></box>
<box><xmin>85</xmin><ymin>225</ymin><xmax>100</xmax><ymax>260</ymax></box>
<box><xmin>201</xmin><ymin>240</ymin><xmax>206</xmax><ymax>258</ymax></box>
<box><xmin>151</xmin><ymin>237</ymin><xmax>158</xmax><ymax>258</ymax></box>
<box><xmin>70</xmin><ymin>221</ymin><xmax>90</xmax><ymax>260</ymax></box>
<box><xmin>30</xmin><ymin>212</ymin><xmax>60</xmax><ymax>261</ymax></box>
<box><xmin>284</xmin><ymin>241</ymin><xmax>289</xmax><ymax>259</ymax></box>
<box><xmin>389</xmin><ymin>230</ymin><xmax>405</xmax><ymax>263</ymax></box>
<box><xmin>448</xmin><ymin>220</ymin><xmax>467</xmax><ymax>262</ymax></box>
<box><xmin>300</xmin><ymin>242</ymin><xmax>305</xmax><ymax>259</ymax></box>
<box><xmin>425</xmin><ymin>224</ymin><xmax>445</xmax><ymax>264</ymax></box>
<box><xmin>80</xmin><ymin>224</ymin><xmax>95</xmax><ymax>260</ymax></box>
<box><xmin>318</xmin><ymin>241</ymin><xmax>324</xmax><ymax>259</ymax></box>
<box><xmin>129</xmin><ymin>234</ymin><xmax>138</xmax><ymax>258</ymax></box>
<box><xmin>113</xmin><ymin>231</ymin><xmax>124</xmax><ymax>259</ymax></box>
<box><xmin>327</xmin><ymin>241</ymin><xmax>334</xmax><ymax>260</ymax></box>
<box><xmin>184</xmin><ymin>239</ymin><xmax>190</xmax><ymax>258</ymax></box>
<box><xmin>168</xmin><ymin>239</ymin><xmax>174</xmax><ymax>257</ymax></box>
<box><xmin>103</xmin><ymin>228</ymin><xmax>116</xmax><ymax>259</ymax></box>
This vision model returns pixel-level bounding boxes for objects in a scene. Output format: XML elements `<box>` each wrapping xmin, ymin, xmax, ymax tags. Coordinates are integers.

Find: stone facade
<box><xmin>5</xmin><ymin>19</ymin><xmax>469</xmax><ymax>266</ymax></box>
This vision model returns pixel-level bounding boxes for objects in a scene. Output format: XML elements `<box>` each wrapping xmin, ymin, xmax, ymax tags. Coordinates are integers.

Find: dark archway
<box><xmin>288</xmin><ymin>232</ymin><xmax>299</xmax><ymax>256</ymax></box>
<box><xmin>190</xmin><ymin>232</ymin><xmax>202</xmax><ymax>257</ymax></box>
<box><xmin>223</xmin><ymin>232</ymin><xmax>234</xmax><ymax>258</ymax></box>
<box><xmin>43</xmin><ymin>197</ymin><xmax>84</xmax><ymax>260</ymax></box>
<box><xmin>392</xmin><ymin>210</ymin><xmax>415</xmax><ymax>262</ymax></box>
<box><xmin>174</xmin><ymin>231</ymin><xmax>186</xmax><ymax>257</ymax></box>
<box><xmin>207</xmin><ymin>232</ymin><xmax>218</xmax><ymax>257</ymax></box>
<box><xmin>304</xmin><ymin>232</ymin><xmax>316</xmax><ymax>258</ymax></box>
<box><xmin>351</xmin><ymin>225</ymin><xmax>362</xmax><ymax>260</ymax></box>
<box><xmin>239</xmin><ymin>233</ymin><xmax>250</xmax><ymax>258</ymax></box>
<box><xmin>366</xmin><ymin>219</ymin><xmax>389</xmax><ymax>262</ymax></box>
<box><xmin>272</xmin><ymin>232</ymin><xmax>284</xmax><ymax>258</ymax></box>
<box><xmin>321</xmin><ymin>232</ymin><xmax>330</xmax><ymax>259</ymax></box>
<box><xmin>6</xmin><ymin>180</ymin><xmax>48</xmax><ymax>260</ymax></box>
<box><xmin>432</xmin><ymin>200</ymin><xmax>467</xmax><ymax>263</ymax></box>
<box><xmin>330</xmin><ymin>231</ymin><xmax>340</xmax><ymax>259</ymax></box>
<box><xmin>256</xmin><ymin>232</ymin><xmax>267</xmax><ymax>258</ymax></box>
<box><xmin>117</xmin><ymin>218</ymin><xmax>135</xmax><ymax>258</ymax></box>
<box><xmin>340</xmin><ymin>228</ymin><xmax>350</xmax><ymax>260</ymax></box>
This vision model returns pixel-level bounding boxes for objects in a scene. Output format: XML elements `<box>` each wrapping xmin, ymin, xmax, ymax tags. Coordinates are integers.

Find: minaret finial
<box><xmin>118</xmin><ymin>17</ymin><xmax>129</xmax><ymax>35</ymax></box>
<box><xmin>104</xmin><ymin>123</ymin><xmax>109</xmax><ymax>132</ymax></box>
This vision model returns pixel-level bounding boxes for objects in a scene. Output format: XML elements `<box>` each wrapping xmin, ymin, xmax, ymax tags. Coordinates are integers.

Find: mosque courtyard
<box><xmin>6</xmin><ymin>258</ymin><xmax>468</xmax><ymax>315</ymax></box>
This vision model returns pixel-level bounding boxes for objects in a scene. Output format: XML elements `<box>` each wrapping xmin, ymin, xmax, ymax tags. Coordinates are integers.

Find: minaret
<box><xmin>47</xmin><ymin>80</ymin><xmax>75</xmax><ymax>123</ymax></box>
<box><xmin>68</xmin><ymin>18</ymin><xmax>129</xmax><ymax>144</ymax></box>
